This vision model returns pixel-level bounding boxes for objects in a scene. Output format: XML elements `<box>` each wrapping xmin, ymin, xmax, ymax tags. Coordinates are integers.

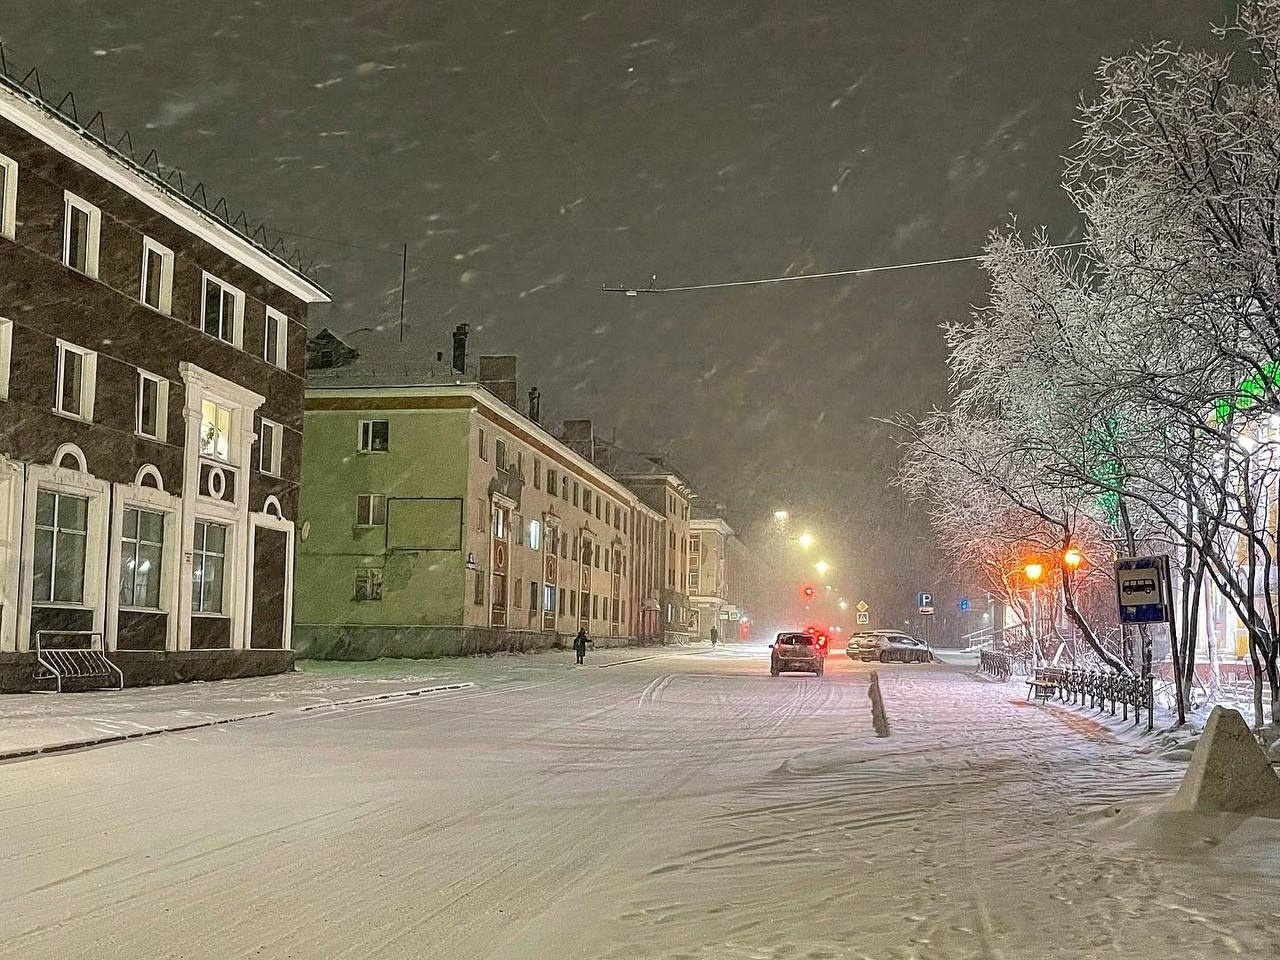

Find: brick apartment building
<box><xmin>0</xmin><ymin>68</ymin><xmax>328</xmax><ymax>689</ymax></box>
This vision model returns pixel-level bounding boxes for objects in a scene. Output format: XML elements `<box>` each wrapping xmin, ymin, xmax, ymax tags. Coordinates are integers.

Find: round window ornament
<box><xmin>207</xmin><ymin>466</ymin><xmax>226</xmax><ymax>500</ymax></box>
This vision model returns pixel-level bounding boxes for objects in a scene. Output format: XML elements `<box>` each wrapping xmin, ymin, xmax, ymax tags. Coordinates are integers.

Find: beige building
<box><xmin>296</xmin><ymin>335</ymin><xmax>640</xmax><ymax>657</ymax></box>
<box><xmin>688</xmin><ymin>516</ymin><xmax>732</xmax><ymax>640</ymax></box>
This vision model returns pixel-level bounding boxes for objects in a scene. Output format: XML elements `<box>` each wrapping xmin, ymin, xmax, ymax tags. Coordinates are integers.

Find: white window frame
<box><xmin>200</xmin><ymin>272</ymin><xmax>245</xmax><ymax>348</ymax></box>
<box><xmin>139</xmin><ymin>236</ymin><xmax>175</xmax><ymax>315</ymax></box>
<box><xmin>32</xmin><ymin>489</ymin><xmax>91</xmax><ymax>605</ymax></box>
<box><xmin>54</xmin><ymin>339</ymin><xmax>97</xmax><ymax>422</ymax></box>
<box><xmin>191</xmin><ymin>519</ymin><xmax>229</xmax><ymax>615</ymax></box>
<box><xmin>358</xmin><ymin>418</ymin><xmax>389</xmax><ymax>453</ymax></box>
<box><xmin>119</xmin><ymin>505</ymin><xmax>166</xmax><ymax>611</ymax></box>
<box><xmin>199</xmin><ymin>398</ymin><xmax>234</xmax><ymax>463</ymax></box>
<box><xmin>355</xmin><ymin>567</ymin><xmax>384</xmax><ymax>601</ymax></box>
<box><xmin>135</xmin><ymin>368</ymin><xmax>169</xmax><ymax>442</ymax></box>
<box><xmin>263</xmin><ymin>307</ymin><xmax>288</xmax><ymax>369</ymax></box>
<box><xmin>0</xmin><ymin>153</ymin><xmax>16</xmax><ymax>240</ymax></box>
<box><xmin>0</xmin><ymin>316</ymin><xmax>11</xmax><ymax>400</ymax></box>
<box><xmin>258</xmin><ymin>417</ymin><xmax>283</xmax><ymax>476</ymax></box>
<box><xmin>62</xmin><ymin>191</ymin><xmax>101</xmax><ymax>278</ymax></box>
<box><xmin>355</xmin><ymin>494</ymin><xmax>387</xmax><ymax>527</ymax></box>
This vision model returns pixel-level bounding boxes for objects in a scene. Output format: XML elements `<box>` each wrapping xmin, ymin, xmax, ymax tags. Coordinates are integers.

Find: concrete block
<box><xmin>1170</xmin><ymin>706</ymin><xmax>1280</xmax><ymax>814</ymax></box>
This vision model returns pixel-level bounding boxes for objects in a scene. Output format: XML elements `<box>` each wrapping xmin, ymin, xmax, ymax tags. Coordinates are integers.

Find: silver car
<box><xmin>848</xmin><ymin>631</ymin><xmax>933</xmax><ymax>663</ymax></box>
<box><xmin>770</xmin><ymin>633</ymin><xmax>825</xmax><ymax>676</ymax></box>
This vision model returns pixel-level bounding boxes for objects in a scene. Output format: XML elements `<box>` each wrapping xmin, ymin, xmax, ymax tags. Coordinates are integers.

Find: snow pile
<box><xmin>1168</xmin><ymin>706</ymin><xmax>1280</xmax><ymax>816</ymax></box>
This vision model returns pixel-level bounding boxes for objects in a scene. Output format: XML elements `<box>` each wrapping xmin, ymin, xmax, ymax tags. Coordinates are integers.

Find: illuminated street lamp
<box><xmin>1023</xmin><ymin>562</ymin><xmax>1043</xmax><ymax>670</ymax></box>
<box><xmin>838</xmin><ymin>600</ymin><xmax>849</xmax><ymax>610</ymax></box>
<box><xmin>814</xmin><ymin>560</ymin><xmax>830</xmax><ymax>576</ymax></box>
<box><xmin>773</xmin><ymin>510</ymin><xmax>790</xmax><ymax>522</ymax></box>
<box><xmin>1024</xmin><ymin>562</ymin><xmax>1044</xmax><ymax>582</ymax></box>
<box><xmin>1063</xmin><ymin>548</ymin><xmax>1084</xmax><ymax>570</ymax></box>
<box><xmin>797</xmin><ymin>532</ymin><xmax>815</xmax><ymax>550</ymax></box>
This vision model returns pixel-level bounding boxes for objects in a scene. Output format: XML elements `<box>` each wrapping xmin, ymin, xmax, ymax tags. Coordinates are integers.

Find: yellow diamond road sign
<box><xmin>856</xmin><ymin>600</ymin><xmax>869</xmax><ymax>614</ymax></box>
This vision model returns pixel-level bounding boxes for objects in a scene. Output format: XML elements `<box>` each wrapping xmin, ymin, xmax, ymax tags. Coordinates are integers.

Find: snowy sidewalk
<box><xmin>0</xmin><ymin>641</ymin><xmax>711</xmax><ymax>760</ymax></box>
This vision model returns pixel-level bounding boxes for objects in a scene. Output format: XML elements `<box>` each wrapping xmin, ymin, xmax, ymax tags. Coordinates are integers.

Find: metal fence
<box><xmin>1034</xmin><ymin>666</ymin><xmax>1150</xmax><ymax>727</ymax></box>
<box><xmin>978</xmin><ymin>650</ymin><xmax>1012</xmax><ymax>681</ymax></box>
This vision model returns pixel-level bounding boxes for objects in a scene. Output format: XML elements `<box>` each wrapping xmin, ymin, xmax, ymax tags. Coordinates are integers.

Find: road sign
<box><xmin>1115</xmin><ymin>556</ymin><xmax>1170</xmax><ymax>625</ymax></box>
<box><xmin>856</xmin><ymin>600</ymin><xmax>869</xmax><ymax>613</ymax></box>
<box><xmin>918</xmin><ymin>592</ymin><xmax>933</xmax><ymax>616</ymax></box>
<box><xmin>856</xmin><ymin>611</ymin><xmax>870</xmax><ymax>625</ymax></box>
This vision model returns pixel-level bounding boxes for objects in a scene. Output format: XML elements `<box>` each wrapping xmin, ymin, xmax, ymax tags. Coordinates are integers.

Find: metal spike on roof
<box><xmin>0</xmin><ymin>41</ymin><xmax>325</xmax><ymax>288</ymax></box>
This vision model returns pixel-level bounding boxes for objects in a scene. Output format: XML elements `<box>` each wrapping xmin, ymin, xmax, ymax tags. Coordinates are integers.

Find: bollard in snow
<box><xmin>868</xmin><ymin>671</ymin><xmax>890</xmax><ymax>738</ymax></box>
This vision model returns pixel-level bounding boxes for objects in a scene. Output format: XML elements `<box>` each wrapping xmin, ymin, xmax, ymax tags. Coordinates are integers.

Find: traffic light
<box><xmin>802</xmin><ymin>585</ymin><xmax>816</xmax><ymax>601</ymax></box>
<box><xmin>959</xmin><ymin>597</ymin><xmax>970</xmax><ymax>611</ymax></box>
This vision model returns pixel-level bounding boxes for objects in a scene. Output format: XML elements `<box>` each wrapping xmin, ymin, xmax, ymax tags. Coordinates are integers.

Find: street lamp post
<box><xmin>1024</xmin><ymin>562</ymin><xmax>1044</xmax><ymax>672</ymax></box>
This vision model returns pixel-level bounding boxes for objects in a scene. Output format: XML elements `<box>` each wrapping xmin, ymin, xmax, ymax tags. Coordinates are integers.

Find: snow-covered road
<box><xmin>2</xmin><ymin>647</ymin><xmax>1278</xmax><ymax>959</ymax></box>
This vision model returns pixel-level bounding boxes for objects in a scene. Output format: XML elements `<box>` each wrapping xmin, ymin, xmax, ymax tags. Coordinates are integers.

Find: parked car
<box><xmin>847</xmin><ymin>631</ymin><xmax>933</xmax><ymax>663</ymax></box>
<box><xmin>771</xmin><ymin>633</ymin><xmax>825</xmax><ymax>677</ymax></box>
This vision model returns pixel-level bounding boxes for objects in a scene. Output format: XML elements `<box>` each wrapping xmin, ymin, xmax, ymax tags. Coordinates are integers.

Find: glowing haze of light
<box><xmin>814</xmin><ymin>560</ymin><xmax>830</xmax><ymax>576</ymax></box>
<box><xmin>797</xmin><ymin>532</ymin><xmax>815</xmax><ymax>549</ymax></box>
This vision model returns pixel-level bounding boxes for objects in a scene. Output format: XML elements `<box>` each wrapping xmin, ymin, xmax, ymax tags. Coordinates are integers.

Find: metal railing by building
<box><xmin>978</xmin><ymin>650</ymin><xmax>1012</xmax><ymax>682</ymax></box>
<box><xmin>33</xmin><ymin>631</ymin><xmax>123</xmax><ymax>693</ymax></box>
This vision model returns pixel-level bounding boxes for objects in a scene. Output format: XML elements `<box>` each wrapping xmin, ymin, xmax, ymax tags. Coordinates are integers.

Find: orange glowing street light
<box><xmin>1024</xmin><ymin>562</ymin><xmax>1044</xmax><ymax>582</ymax></box>
<box><xmin>1063</xmin><ymin>548</ymin><xmax>1084</xmax><ymax>570</ymax></box>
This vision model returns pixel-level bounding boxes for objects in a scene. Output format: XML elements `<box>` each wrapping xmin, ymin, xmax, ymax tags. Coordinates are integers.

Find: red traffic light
<box><xmin>802</xmin><ymin>585</ymin><xmax>816</xmax><ymax>599</ymax></box>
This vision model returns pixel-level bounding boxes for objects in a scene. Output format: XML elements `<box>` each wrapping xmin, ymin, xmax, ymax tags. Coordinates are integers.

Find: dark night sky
<box><xmin>4</xmin><ymin>0</ymin><xmax>1230</xmax><ymax>622</ymax></box>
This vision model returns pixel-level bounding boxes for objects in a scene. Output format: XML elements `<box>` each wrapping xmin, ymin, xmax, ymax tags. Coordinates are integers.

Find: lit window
<box><xmin>0</xmin><ymin>153</ymin><xmax>16</xmax><ymax>240</ymax></box>
<box><xmin>358</xmin><ymin>419</ymin><xmax>389</xmax><ymax>452</ymax></box>
<box><xmin>201</xmin><ymin>274</ymin><xmax>244</xmax><ymax>346</ymax></box>
<box><xmin>200</xmin><ymin>399</ymin><xmax>233</xmax><ymax>461</ymax></box>
<box><xmin>136</xmin><ymin>370</ymin><xmax>168</xmax><ymax>441</ymax></box>
<box><xmin>544</xmin><ymin>583</ymin><xmax>555</xmax><ymax>613</ymax></box>
<box><xmin>264</xmin><ymin>307</ymin><xmax>287</xmax><ymax>369</ymax></box>
<box><xmin>258</xmin><ymin>418</ymin><xmax>283</xmax><ymax>475</ymax></box>
<box><xmin>492</xmin><ymin>505</ymin><xmax>506</xmax><ymax>539</ymax></box>
<box><xmin>192</xmin><ymin>521</ymin><xmax>227</xmax><ymax>613</ymax></box>
<box><xmin>33</xmin><ymin>491</ymin><xmax>88</xmax><ymax>604</ymax></box>
<box><xmin>63</xmin><ymin>192</ymin><xmax>101</xmax><ymax>277</ymax></box>
<box><xmin>0</xmin><ymin>316</ymin><xmax>11</xmax><ymax>400</ymax></box>
<box><xmin>355</xmin><ymin>568</ymin><xmax>384</xmax><ymax>601</ymax></box>
<box><xmin>55</xmin><ymin>340</ymin><xmax>97</xmax><ymax>421</ymax></box>
<box><xmin>120</xmin><ymin>507</ymin><xmax>165</xmax><ymax>609</ymax></box>
<box><xmin>528</xmin><ymin>519</ymin><xmax>542</xmax><ymax>551</ymax></box>
<box><xmin>140</xmin><ymin>237</ymin><xmax>174</xmax><ymax>314</ymax></box>
<box><xmin>356</xmin><ymin>494</ymin><xmax>387</xmax><ymax>526</ymax></box>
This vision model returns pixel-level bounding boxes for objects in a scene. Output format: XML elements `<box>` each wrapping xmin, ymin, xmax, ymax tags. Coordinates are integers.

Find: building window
<box><xmin>530</xmin><ymin>580</ymin><xmax>539</xmax><ymax>612</ymax></box>
<box><xmin>200</xmin><ymin>399</ymin><xmax>233</xmax><ymax>461</ymax></box>
<box><xmin>592</xmin><ymin>594</ymin><xmax>599</xmax><ymax>620</ymax></box>
<box><xmin>258</xmin><ymin>418</ymin><xmax>283</xmax><ymax>475</ymax></box>
<box><xmin>135</xmin><ymin>370</ymin><xmax>168</xmax><ymax>441</ymax></box>
<box><xmin>561</xmin><ymin>476</ymin><xmax>568</xmax><ymax>500</ymax></box>
<box><xmin>495</xmin><ymin>438</ymin><xmax>508</xmax><ymax>470</ymax></box>
<box><xmin>355</xmin><ymin>568</ymin><xmax>383</xmax><ymax>601</ymax></box>
<box><xmin>544</xmin><ymin>583</ymin><xmax>555</xmax><ymax>614</ymax></box>
<box><xmin>0</xmin><ymin>153</ymin><xmax>16</xmax><ymax>240</ymax></box>
<box><xmin>358</xmin><ymin>419</ymin><xmax>389</xmax><ymax>452</ymax></box>
<box><xmin>475</xmin><ymin>498</ymin><xmax>486</xmax><ymax>532</ymax></box>
<box><xmin>517</xmin><ymin>450</ymin><xmax>524</xmax><ymax>478</ymax></box>
<box><xmin>513</xmin><ymin>512</ymin><xmax>524</xmax><ymax>545</ymax></box>
<box><xmin>569</xmin><ymin>590</ymin><xmax>576</xmax><ymax>616</ymax></box>
<box><xmin>63</xmin><ymin>192</ymin><xmax>101</xmax><ymax>277</ymax></box>
<box><xmin>528</xmin><ymin>519</ymin><xmax>542</xmax><ymax>551</ymax></box>
<box><xmin>140</xmin><ymin>237</ymin><xmax>174</xmax><ymax>314</ymax></box>
<box><xmin>264</xmin><ymin>307</ymin><xmax>288</xmax><ymax>369</ymax></box>
<box><xmin>604</xmin><ymin>549</ymin><xmax>611</xmax><ymax>572</ymax></box>
<box><xmin>120</xmin><ymin>506</ymin><xmax>164</xmax><ymax>609</ymax></box>
<box><xmin>580</xmin><ymin>539</ymin><xmax>590</xmax><ymax>566</ymax></box>
<box><xmin>534</xmin><ymin>459</ymin><xmax>542</xmax><ymax>489</ymax></box>
<box><xmin>474</xmin><ymin>569</ymin><xmax>485</xmax><ymax>605</ymax></box>
<box><xmin>688</xmin><ymin>570</ymin><xmax>700</xmax><ymax>592</ymax></box>
<box><xmin>33</xmin><ymin>491</ymin><xmax>89</xmax><ymax>604</ymax></box>
<box><xmin>478</xmin><ymin>427</ymin><xmax>488</xmax><ymax>461</ymax></box>
<box><xmin>356</xmin><ymin>494</ymin><xmax>387</xmax><ymax>526</ymax></box>
<box><xmin>514</xmin><ymin>577</ymin><xmax>524</xmax><ymax>608</ymax></box>
<box><xmin>192</xmin><ymin>521</ymin><xmax>228</xmax><ymax>613</ymax></box>
<box><xmin>492</xmin><ymin>506</ymin><xmax>506</xmax><ymax>539</ymax></box>
<box><xmin>573</xmin><ymin>482</ymin><xmax>580</xmax><ymax>508</ymax></box>
<box><xmin>54</xmin><ymin>340</ymin><xmax>97</xmax><ymax>421</ymax></box>
<box><xmin>201</xmin><ymin>274</ymin><xmax>244</xmax><ymax>346</ymax></box>
<box><xmin>582</xmin><ymin>489</ymin><xmax>591</xmax><ymax>513</ymax></box>
<box><xmin>0</xmin><ymin>316</ymin><xmax>11</xmax><ymax>400</ymax></box>
<box><xmin>558</xmin><ymin>587</ymin><xmax>566</xmax><ymax>615</ymax></box>
<box><xmin>547</xmin><ymin>468</ymin><xmax>558</xmax><ymax>495</ymax></box>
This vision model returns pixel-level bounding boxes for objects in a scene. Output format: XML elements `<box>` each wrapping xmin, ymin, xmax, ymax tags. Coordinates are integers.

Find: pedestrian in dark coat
<box><xmin>573</xmin><ymin>628</ymin><xmax>589</xmax><ymax>665</ymax></box>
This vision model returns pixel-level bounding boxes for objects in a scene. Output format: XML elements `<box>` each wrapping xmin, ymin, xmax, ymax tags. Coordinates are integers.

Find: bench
<box><xmin>1026</xmin><ymin>667</ymin><xmax>1066</xmax><ymax>704</ymax></box>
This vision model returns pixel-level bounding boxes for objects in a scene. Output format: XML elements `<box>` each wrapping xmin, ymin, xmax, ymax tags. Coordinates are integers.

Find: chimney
<box><xmin>528</xmin><ymin>386</ymin><xmax>541</xmax><ymax>424</ymax></box>
<box><xmin>478</xmin><ymin>355</ymin><xmax>519</xmax><ymax>407</ymax></box>
<box><xmin>562</xmin><ymin>419</ymin><xmax>595</xmax><ymax>463</ymax></box>
<box><xmin>451</xmin><ymin>323</ymin><xmax>470</xmax><ymax>373</ymax></box>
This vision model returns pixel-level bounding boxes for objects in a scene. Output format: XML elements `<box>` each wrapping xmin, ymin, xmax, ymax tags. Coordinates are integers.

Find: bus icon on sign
<box><xmin>1121</xmin><ymin>578</ymin><xmax>1157</xmax><ymax>598</ymax></box>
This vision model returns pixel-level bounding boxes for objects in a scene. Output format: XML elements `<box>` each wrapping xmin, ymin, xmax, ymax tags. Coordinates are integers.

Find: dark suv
<box><xmin>770</xmin><ymin>633</ymin><xmax>824</xmax><ymax>677</ymax></box>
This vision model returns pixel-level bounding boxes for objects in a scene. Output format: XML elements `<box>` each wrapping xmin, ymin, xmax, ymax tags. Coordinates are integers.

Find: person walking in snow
<box><xmin>573</xmin><ymin>628</ymin><xmax>589</xmax><ymax>665</ymax></box>
<box><xmin>710</xmin><ymin>626</ymin><xmax>719</xmax><ymax>648</ymax></box>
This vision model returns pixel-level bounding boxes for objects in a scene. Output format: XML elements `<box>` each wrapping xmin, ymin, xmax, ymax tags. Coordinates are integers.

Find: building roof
<box><xmin>591</xmin><ymin>437</ymin><xmax>692</xmax><ymax>489</ymax></box>
<box><xmin>0</xmin><ymin>46</ymin><xmax>329</xmax><ymax>303</ymax></box>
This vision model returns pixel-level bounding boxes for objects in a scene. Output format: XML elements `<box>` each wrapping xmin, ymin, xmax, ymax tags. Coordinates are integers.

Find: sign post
<box><xmin>1115</xmin><ymin>556</ymin><xmax>1171</xmax><ymax>732</ymax></box>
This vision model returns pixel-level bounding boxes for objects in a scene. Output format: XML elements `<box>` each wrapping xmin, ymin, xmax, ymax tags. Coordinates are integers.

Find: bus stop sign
<box><xmin>1115</xmin><ymin>556</ymin><xmax>1170</xmax><ymax>625</ymax></box>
